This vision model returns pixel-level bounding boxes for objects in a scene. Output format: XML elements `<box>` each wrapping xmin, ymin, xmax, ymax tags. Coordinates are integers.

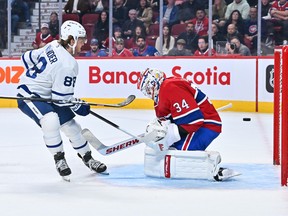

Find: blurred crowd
<box><xmin>1</xmin><ymin>0</ymin><xmax>287</xmax><ymax>56</ymax></box>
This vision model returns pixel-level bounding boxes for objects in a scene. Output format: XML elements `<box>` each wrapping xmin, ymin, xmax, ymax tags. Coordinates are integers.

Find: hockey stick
<box><xmin>83</xmin><ymin>103</ymin><xmax>233</xmax><ymax>156</ymax></box>
<box><xmin>0</xmin><ymin>95</ymin><xmax>136</xmax><ymax>108</ymax></box>
<box><xmin>82</xmin><ymin>129</ymin><xmax>157</xmax><ymax>155</ymax></box>
<box><xmin>89</xmin><ymin>110</ymin><xmax>137</xmax><ymax>137</ymax></box>
<box><xmin>216</xmin><ymin>103</ymin><xmax>232</xmax><ymax>112</ymax></box>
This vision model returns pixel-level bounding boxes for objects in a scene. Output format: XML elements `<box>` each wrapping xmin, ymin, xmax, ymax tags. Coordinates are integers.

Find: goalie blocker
<box><xmin>144</xmin><ymin>148</ymin><xmax>240</xmax><ymax>181</ymax></box>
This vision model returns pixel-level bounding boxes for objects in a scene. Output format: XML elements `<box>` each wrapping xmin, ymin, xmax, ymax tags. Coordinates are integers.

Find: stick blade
<box><xmin>82</xmin><ymin>128</ymin><xmax>103</xmax><ymax>150</ymax></box>
<box><xmin>216</xmin><ymin>103</ymin><xmax>233</xmax><ymax>112</ymax></box>
<box><xmin>88</xmin><ymin>95</ymin><xmax>136</xmax><ymax>108</ymax></box>
<box><xmin>82</xmin><ymin>128</ymin><xmax>146</xmax><ymax>156</ymax></box>
<box><xmin>115</xmin><ymin>94</ymin><xmax>136</xmax><ymax>107</ymax></box>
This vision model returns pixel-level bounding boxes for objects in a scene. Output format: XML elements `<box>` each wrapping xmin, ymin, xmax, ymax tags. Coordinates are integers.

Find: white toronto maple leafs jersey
<box><xmin>18</xmin><ymin>40</ymin><xmax>78</xmax><ymax>102</ymax></box>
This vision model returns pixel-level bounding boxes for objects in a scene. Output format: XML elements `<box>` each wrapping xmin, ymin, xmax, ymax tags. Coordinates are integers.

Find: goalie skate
<box><xmin>214</xmin><ymin>168</ymin><xmax>241</xmax><ymax>181</ymax></box>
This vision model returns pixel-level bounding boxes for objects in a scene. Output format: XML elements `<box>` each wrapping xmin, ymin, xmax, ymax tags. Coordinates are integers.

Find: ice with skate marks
<box><xmin>60</xmin><ymin>170</ymin><xmax>110</xmax><ymax>182</ymax></box>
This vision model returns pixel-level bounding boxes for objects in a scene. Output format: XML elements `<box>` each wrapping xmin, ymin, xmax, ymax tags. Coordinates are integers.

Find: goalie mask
<box><xmin>137</xmin><ymin>68</ymin><xmax>165</xmax><ymax>103</ymax></box>
<box><xmin>61</xmin><ymin>20</ymin><xmax>87</xmax><ymax>54</ymax></box>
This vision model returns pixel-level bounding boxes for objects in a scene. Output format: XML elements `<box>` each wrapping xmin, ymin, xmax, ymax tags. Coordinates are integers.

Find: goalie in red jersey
<box><xmin>137</xmin><ymin>68</ymin><xmax>222</xmax><ymax>152</ymax></box>
<box><xmin>137</xmin><ymin>68</ymin><xmax>239</xmax><ymax>181</ymax></box>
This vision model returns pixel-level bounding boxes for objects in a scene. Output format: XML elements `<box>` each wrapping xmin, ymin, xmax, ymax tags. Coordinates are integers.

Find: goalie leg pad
<box><xmin>60</xmin><ymin>119</ymin><xmax>90</xmax><ymax>155</ymax></box>
<box><xmin>144</xmin><ymin>147</ymin><xmax>221</xmax><ymax>180</ymax></box>
<box><xmin>40</xmin><ymin>112</ymin><xmax>63</xmax><ymax>154</ymax></box>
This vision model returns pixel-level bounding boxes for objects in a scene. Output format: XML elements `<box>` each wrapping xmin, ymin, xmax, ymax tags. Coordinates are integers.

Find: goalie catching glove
<box><xmin>70</xmin><ymin>98</ymin><xmax>90</xmax><ymax>116</ymax></box>
<box><xmin>144</xmin><ymin>118</ymin><xmax>181</xmax><ymax>152</ymax></box>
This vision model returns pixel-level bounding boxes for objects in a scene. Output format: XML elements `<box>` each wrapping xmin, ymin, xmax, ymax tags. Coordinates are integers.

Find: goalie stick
<box><xmin>82</xmin><ymin>129</ymin><xmax>158</xmax><ymax>155</ymax></box>
<box><xmin>82</xmin><ymin>103</ymin><xmax>233</xmax><ymax>156</ymax></box>
<box><xmin>0</xmin><ymin>95</ymin><xmax>136</xmax><ymax>108</ymax></box>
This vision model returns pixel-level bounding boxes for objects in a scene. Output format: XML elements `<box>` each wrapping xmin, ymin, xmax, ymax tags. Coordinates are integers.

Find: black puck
<box><xmin>243</xmin><ymin>118</ymin><xmax>251</xmax><ymax>121</ymax></box>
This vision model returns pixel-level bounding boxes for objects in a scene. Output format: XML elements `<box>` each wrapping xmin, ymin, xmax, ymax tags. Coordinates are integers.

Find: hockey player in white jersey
<box><xmin>16</xmin><ymin>20</ymin><xmax>107</xmax><ymax>180</ymax></box>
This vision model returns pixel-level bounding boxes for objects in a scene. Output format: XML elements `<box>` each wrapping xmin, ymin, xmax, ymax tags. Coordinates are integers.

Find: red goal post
<box><xmin>274</xmin><ymin>46</ymin><xmax>288</xmax><ymax>186</ymax></box>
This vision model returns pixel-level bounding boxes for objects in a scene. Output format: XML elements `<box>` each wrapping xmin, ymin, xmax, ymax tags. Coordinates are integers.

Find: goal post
<box><xmin>274</xmin><ymin>46</ymin><xmax>288</xmax><ymax>186</ymax></box>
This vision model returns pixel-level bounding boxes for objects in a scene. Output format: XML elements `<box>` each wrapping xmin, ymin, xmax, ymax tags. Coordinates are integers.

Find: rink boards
<box><xmin>0</xmin><ymin>56</ymin><xmax>274</xmax><ymax>112</ymax></box>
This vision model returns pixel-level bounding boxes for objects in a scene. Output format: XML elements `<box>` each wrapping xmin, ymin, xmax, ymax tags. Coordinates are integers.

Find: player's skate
<box><xmin>54</xmin><ymin>152</ymin><xmax>71</xmax><ymax>182</ymax></box>
<box><xmin>78</xmin><ymin>151</ymin><xmax>108</xmax><ymax>175</ymax></box>
<box><xmin>214</xmin><ymin>167</ymin><xmax>241</xmax><ymax>181</ymax></box>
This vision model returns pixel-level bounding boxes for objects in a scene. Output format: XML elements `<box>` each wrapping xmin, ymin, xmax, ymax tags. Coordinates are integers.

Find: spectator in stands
<box><xmin>0</xmin><ymin>8</ymin><xmax>6</xmax><ymax>49</ymax></box>
<box><xmin>261</xmin><ymin>0</ymin><xmax>272</xmax><ymax>46</ymax></box>
<box><xmin>265</xmin><ymin>0</ymin><xmax>288</xmax><ymax>46</ymax></box>
<box><xmin>132</xmin><ymin>36</ymin><xmax>159</xmax><ymax>56</ymax></box>
<box><xmin>177</xmin><ymin>0</ymin><xmax>202</xmax><ymax>24</ymax></box>
<box><xmin>225</xmin><ymin>23</ymin><xmax>244</xmax><ymax>43</ymax></box>
<box><xmin>225</xmin><ymin>0</ymin><xmax>250</xmax><ymax>20</ymax></box>
<box><xmin>136</xmin><ymin>0</ymin><xmax>153</xmax><ymax>35</ymax></box>
<box><xmin>112</xmin><ymin>38</ymin><xmax>133</xmax><ymax>56</ymax></box>
<box><xmin>122</xmin><ymin>9</ymin><xmax>145</xmax><ymax>39</ymax></box>
<box><xmin>64</xmin><ymin>0</ymin><xmax>92</xmax><ymax>16</ymax></box>
<box><xmin>11</xmin><ymin>0</ymin><xmax>31</xmax><ymax>35</ymax></box>
<box><xmin>0</xmin><ymin>49</ymin><xmax>2</xmax><ymax>57</ymax></box>
<box><xmin>175</xmin><ymin>0</ymin><xmax>185</xmax><ymax>5</ymax></box>
<box><xmin>122</xmin><ymin>9</ymin><xmax>145</xmax><ymax>38</ymax></box>
<box><xmin>155</xmin><ymin>25</ymin><xmax>175</xmax><ymax>55</ymax></box>
<box><xmin>247</xmin><ymin>0</ymin><xmax>258</xmax><ymax>7</ymax></box>
<box><xmin>124</xmin><ymin>0</ymin><xmax>139</xmax><ymax>10</ymax></box>
<box><xmin>103</xmin><ymin>26</ymin><xmax>122</xmax><ymax>49</ymax></box>
<box><xmin>212</xmin><ymin>0</ymin><xmax>227</xmax><ymax>28</ymax></box>
<box><xmin>177</xmin><ymin>22</ymin><xmax>199</xmax><ymax>53</ymax></box>
<box><xmin>126</xmin><ymin>25</ymin><xmax>146</xmax><ymax>49</ymax></box>
<box><xmin>223</xmin><ymin>9</ymin><xmax>245</xmax><ymax>35</ymax></box>
<box><xmin>63</xmin><ymin>0</ymin><xmax>92</xmax><ymax>24</ymax></box>
<box><xmin>167</xmin><ymin>39</ymin><xmax>192</xmax><ymax>56</ymax></box>
<box><xmin>261</xmin><ymin>0</ymin><xmax>271</xmax><ymax>17</ymax></box>
<box><xmin>188</xmin><ymin>8</ymin><xmax>209</xmax><ymax>36</ymax></box>
<box><xmin>113</xmin><ymin>0</ymin><xmax>128</xmax><ymax>28</ymax></box>
<box><xmin>194</xmin><ymin>36</ymin><xmax>216</xmax><ymax>56</ymax></box>
<box><xmin>48</xmin><ymin>11</ymin><xmax>59</xmax><ymax>39</ymax></box>
<box><xmin>225</xmin><ymin>0</ymin><xmax>234</xmax><ymax>4</ymax></box>
<box><xmin>91</xmin><ymin>0</ymin><xmax>105</xmax><ymax>13</ymax></box>
<box><xmin>32</xmin><ymin>23</ymin><xmax>54</xmax><ymax>49</ymax></box>
<box><xmin>93</xmin><ymin>10</ymin><xmax>109</xmax><ymax>48</ymax></box>
<box><xmin>85</xmin><ymin>38</ymin><xmax>108</xmax><ymax>57</ymax></box>
<box><xmin>155</xmin><ymin>0</ymin><xmax>179</xmax><ymax>27</ymax></box>
<box><xmin>211</xmin><ymin>23</ymin><xmax>226</xmax><ymax>48</ymax></box>
<box><xmin>225</xmin><ymin>36</ymin><xmax>251</xmax><ymax>55</ymax></box>
<box><xmin>147</xmin><ymin>0</ymin><xmax>159</xmax><ymax>11</ymax></box>
<box><xmin>200</xmin><ymin>0</ymin><xmax>209</xmax><ymax>9</ymax></box>
<box><xmin>244</xmin><ymin>6</ymin><xmax>258</xmax><ymax>55</ymax></box>
<box><xmin>261</xmin><ymin>0</ymin><xmax>272</xmax><ymax>18</ymax></box>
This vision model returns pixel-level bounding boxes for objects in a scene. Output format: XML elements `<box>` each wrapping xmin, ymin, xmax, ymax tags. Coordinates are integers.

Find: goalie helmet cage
<box><xmin>274</xmin><ymin>46</ymin><xmax>288</xmax><ymax>186</ymax></box>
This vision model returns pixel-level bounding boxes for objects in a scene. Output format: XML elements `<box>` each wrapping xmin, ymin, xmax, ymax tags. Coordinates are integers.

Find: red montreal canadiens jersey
<box><xmin>112</xmin><ymin>48</ymin><xmax>133</xmax><ymax>57</ymax></box>
<box><xmin>155</xmin><ymin>77</ymin><xmax>222</xmax><ymax>133</ymax></box>
<box><xmin>271</xmin><ymin>1</ymin><xmax>288</xmax><ymax>12</ymax></box>
<box><xmin>32</xmin><ymin>32</ymin><xmax>54</xmax><ymax>48</ymax></box>
<box><xmin>194</xmin><ymin>48</ymin><xmax>216</xmax><ymax>56</ymax></box>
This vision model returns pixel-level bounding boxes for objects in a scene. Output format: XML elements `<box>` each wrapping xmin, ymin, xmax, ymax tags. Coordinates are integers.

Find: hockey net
<box><xmin>274</xmin><ymin>46</ymin><xmax>288</xmax><ymax>186</ymax></box>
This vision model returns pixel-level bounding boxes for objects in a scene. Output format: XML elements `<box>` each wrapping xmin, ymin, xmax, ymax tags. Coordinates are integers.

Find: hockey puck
<box><xmin>243</xmin><ymin>118</ymin><xmax>251</xmax><ymax>121</ymax></box>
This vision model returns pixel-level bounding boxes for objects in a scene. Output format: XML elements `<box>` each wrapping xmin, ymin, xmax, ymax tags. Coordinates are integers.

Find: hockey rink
<box><xmin>0</xmin><ymin>108</ymin><xmax>288</xmax><ymax>216</ymax></box>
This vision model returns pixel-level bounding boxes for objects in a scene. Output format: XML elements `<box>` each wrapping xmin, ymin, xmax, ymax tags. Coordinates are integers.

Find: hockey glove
<box><xmin>145</xmin><ymin>119</ymin><xmax>181</xmax><ymax>152</ymax></box>
<box><xmin>145</xmin><ymin>118</ymin><xmax>167</xmax><ymax>142</ymax></box>
<box><xmin>163</xmin><ymin>123</ymin><xmax>181</xmax><ymax>147</ymax></box>
<box><xmin>70</xmin><ymin>98</ymin><xmax>90</xmax><ymax>116</ymax></box>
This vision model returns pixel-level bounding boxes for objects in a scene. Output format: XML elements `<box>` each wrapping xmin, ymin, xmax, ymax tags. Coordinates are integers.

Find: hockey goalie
<box><xmin>137</xmin><ymin>68</ymin><xmax>240</xmax><ymax>181</ymax></box>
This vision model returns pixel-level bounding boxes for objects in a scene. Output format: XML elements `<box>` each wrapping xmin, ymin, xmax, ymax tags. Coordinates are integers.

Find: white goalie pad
<box><xmin>144</xmin><ymin>147</ymin><xmax>221</xmax><ymax>180</ymax></box>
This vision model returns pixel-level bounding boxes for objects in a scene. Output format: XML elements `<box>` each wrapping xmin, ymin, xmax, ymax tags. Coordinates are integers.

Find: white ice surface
<box><xmin>0</xmin><ymin>108</ymin><xmax>288</xmax><ymax>216</ymax></box>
